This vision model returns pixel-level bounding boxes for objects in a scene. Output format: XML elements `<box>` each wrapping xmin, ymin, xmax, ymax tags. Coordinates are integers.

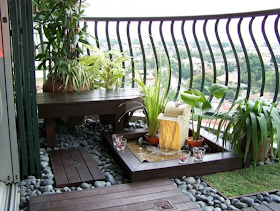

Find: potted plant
<box><xmin>215</xmin><ymin>97</ymin><xmax>280</xmax><ymax>166</ymax></box>
<box><xmin>119</xmin><ymin>56</ymin><xmax>171</xmax><ymax>146</ymax></box>
<box><xmin>42</xmin><ymin>59</ymin><xmax>98</xmax><ymax>92</ymax></box>
<box><xmin>78</xmin><ymin>44</ymin><xmax>130</xmax><ymax>90</ymax></box>
<box><xmin>180</xmin><ymin>83</ymin><xmax>228</xmax><ymax>147</ymax></box>
<box><xmin>33</xmin><ymin>0</ymin><xmax>91</xmax><ymax>91</ymax></box>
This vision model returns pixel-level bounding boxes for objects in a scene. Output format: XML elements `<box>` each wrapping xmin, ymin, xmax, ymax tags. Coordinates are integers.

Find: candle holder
<box><xmin>112</xmin><ymin>134</ymin><xmax>123</xmax><ymax>146</ymax></box>
<box><xmin>178</xmin><ymin>150</ymin><xmax>191</xmax><ymax>164</ymax></box>
<box><xmin>116</xmin><ymin>138</ymin><xmax>127</xmax><ymax>151</ymax></box>
<box><xmin>193</xmin><ymin>147</ymin><xmax>206</xmax><ymax>161</ymax></box>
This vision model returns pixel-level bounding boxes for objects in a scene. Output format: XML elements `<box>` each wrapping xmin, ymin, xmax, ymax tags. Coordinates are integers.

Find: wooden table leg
<box><xmin>114</xmin><ymin>113</ymin><xmax>126</xmax><ymax>131</ymax></box>
<box><xmin>44</xmin><ymin>118</ymin><xmax>56</xmax><ymax>148</ymax></box>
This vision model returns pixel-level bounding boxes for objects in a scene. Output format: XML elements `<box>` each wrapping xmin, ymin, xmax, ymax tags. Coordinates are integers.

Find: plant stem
<box><xmin>196</xmin><ymin>115</ymin><xmax>202</xmax><ymax>141</ymax></box>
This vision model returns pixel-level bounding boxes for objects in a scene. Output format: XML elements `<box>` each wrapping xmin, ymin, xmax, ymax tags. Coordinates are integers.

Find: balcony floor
<box><xmin>29</xmin><ymin>178</ymin><xmax>200</xmax><ymax>211</ymax></box>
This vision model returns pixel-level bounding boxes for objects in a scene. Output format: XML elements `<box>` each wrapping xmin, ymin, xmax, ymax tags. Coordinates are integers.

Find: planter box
<box><xmin>103</xmin><ymin>128</ymin><xmax>246</xmax><ymax>182</ymax></box>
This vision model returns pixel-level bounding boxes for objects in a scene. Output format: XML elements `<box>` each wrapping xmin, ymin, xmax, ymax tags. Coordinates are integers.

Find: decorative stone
<box><xmin>240</xmin><ymin>196</ymin><xmax>254</xmax><ymax>207</ymax></box>
<box><xmin>184</xmin><ymin>177</ymin><xmax>196</xmax><ymax>184</ymax></box>
<box><xmin>270</xmin><ymin>194</ymin><xmax>280</xmax><ymax>203</ymax></box>
<box><xmin>201</xmin><ymin>207</ymin><xmax>213</xmax><ymax>211</ymax></box>
<box><xmin>263</xmin><ymin>196</ymin><xmax>271</xmax><ymax>203</ymax></box>
<box><xmin>114</xmin><ymin>174</ymin><xmax>124</xmax><ymax>182</ymax></box>
<box><xmin>61</xmin><ymin>187</ymin><xmax>71</xmax><ymax>192</ymax></box>
<box><xmin>196</xmin><ymin>201</ymin><xmax>206</xmax><ymax>208</ymax></box>
<box><xmin>104</xmin><ymin>172</ymin><xmax>116</xmax><ymax>185</ymax></box>
<box><xmin>41</xmin><ymin>174</ymin><xmax>54</xmax><ymax>180</ymax></box>
<box><xmin>41</xmin><ymin>161</ymin><xmax>49</xmax><ymax>168</ymax></box>
<box><xmin>220</xmin><ymin>204</ymin><xmax>227</xmax><ymax>210</ymax></box>
<box><xmin>40</xmin><ymin>185</ymin><xmax>53</xmax><ymax>193</ymax></box>
<box><xmin>93</xmin><ymin>181</ymin><xmax>106</xmax><ymax>188</ymax></box>
<box><xmin>184</xmin><ymin>192</ymin><xmax>196</xmax><ymax>202</ymax></box>
<box><xmin>174</xmin><ymin>178</ymin><xmax>182</xmax><ymax>185</ymax></box>
<box><xmin>179</xmin><ymin>184</ymin><xmax>187</xmax><ymax>191</ymax></box>
<box><xmin>235</xmin><ymin>201</ymin><xmax>248</xmax><ymax>209</ymax></box>
<box><xmin>40</xmin><ymin>179</ymin><xmax>54</xmax><ymax>186</ymax></box>
<box><xmin>80</xmin><ymin>183</ymin><xmax>90</xmax><ymax>189</ymax></box>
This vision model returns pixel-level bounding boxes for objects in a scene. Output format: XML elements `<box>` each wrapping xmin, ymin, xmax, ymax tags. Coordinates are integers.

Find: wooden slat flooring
<box><xmin>242</xmin><ymin>202</ymin><xmax>280</xmax><ymax>211</ymax></box>
<box><xmin>29</xmin><ymin>178</ymin><xmax>201</xmax><ymax>211</ymax></box>
<box><xmin>49</xmin><ymin>147</ymin><xmax>105</xmax><ymax>187</ymax></box>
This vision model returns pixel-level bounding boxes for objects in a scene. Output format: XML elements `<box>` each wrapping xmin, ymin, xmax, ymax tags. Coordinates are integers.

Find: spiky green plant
<box><xmin>55</xmin><ymin>59</ymin><xmax>98</xmax><ymax>92</ymax></box>
<box><xmin>216</xmin><ymin>97</ymin><xmax>280</xmax><ymax>165</ymax></box>
<box><xmin>119</xmin><ymin>55</ymin><xmax>171</xmax><ymax>137</ymax></box>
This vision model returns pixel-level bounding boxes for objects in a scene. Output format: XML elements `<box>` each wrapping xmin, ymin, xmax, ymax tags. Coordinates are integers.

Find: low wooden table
<box><xmin>37</xmin><ymin>88</ymin><xmax>142</xmax><ymax>147</ymax></box>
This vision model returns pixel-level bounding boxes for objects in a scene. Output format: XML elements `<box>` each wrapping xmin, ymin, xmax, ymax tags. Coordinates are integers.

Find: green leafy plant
<box><xmin>78</xmin><ymin>45</ymin><xmax>130</xmax><ymax>90</ymax></box>
<box><xmin>180</xmin><ymin>83</ymin><xmax>228</xmax><ymax>141</ymax></box>
<box><xmin>119</xmin><ymin>56</ymin><xmax>171</xmax><ymax>137</ymax></box>
<box><xmin>216</xmin><ymin>97</ymin><xmax>280</xmax><ymax>165</ymax></box>
<box><xmin>33</xmin><ymin>0</ymin><xmax>90</xmax><ymax>79</ymax></box>
<box><xmin>54</xmin><ymin>59</ymin><xmax>98</xmax><ymax>92</ymax></box>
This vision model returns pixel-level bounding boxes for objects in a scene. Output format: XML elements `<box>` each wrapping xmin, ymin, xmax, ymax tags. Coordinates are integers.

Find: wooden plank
<box><xmin>32</xmin><ymin>181</ymin><xmax>180</xmax><ymax>210</ymax></box>
<box><xmin>254</xmin><ymin>204</ymin><xmax>275</xmax><ymax>211</ymax></box>
<box><xmin>96</xmin><ymin>195</ymin><xmax>196</xmax><ymax>211</ymax></box>
<box><xmin>39</xmin><ymin>189</ymin><xmax>186</xmax><ymax>211</ymax></box>
<box><xmin>49</xmin><ymin>148</ymin><xmax>105</xmax><ymax>187</ymax></box>
<box><xmin>78</xmin><ymin>147</ymin><xmax>105</xmax><ymax>181</ymax></box>
<box><xmin>49</xmin><ymin>150</ymin><xmax>68</xmax><ymax>187</ymax></box>
<box><xmin>68</xmin><ymin>148</ymin><xmax>93</xmax><ymax>183</ymax></box>
<box><xmin>29</xmin><ymin>178</ymin><xmax>172</xmax><ymax>204</ymax></box>
<box><xmin>59</xmin><ymin>149</ymin><xmax>81</xmax><ymax>186</ymax></box>
<box><xmin>29</xmin><ymin>178</ymin><xmax>200</xmax><ymax>211</ymax></box>
<box><xmin>37</xmin><ymin>89</ymin><xmax>141</xmax><ymax>105</ymax></box>
<box><xmin>242</xmin><ymin>207</ymin><xmax>258</xmax><ymax>211</ymax></box>
<box><xmin>265</xmin><ymin>202</ymin><xmax>280</xmax><ymax>210</ymax></box>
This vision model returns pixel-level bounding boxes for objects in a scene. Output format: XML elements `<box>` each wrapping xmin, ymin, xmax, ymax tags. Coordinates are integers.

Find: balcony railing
<box><xmin>83</xmin><ymin>9</ymin><xmax>280</xmax><ymax>105</ymax></box>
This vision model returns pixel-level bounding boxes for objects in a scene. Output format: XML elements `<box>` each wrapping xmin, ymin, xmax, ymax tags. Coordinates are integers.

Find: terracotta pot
<box><xmin>43</xmin><ymin>75</ymin><xmax>89</xmax><ymax>92</ymax></box>
<box><xmin>145</xmin><ymin>134</ymin><xmax>159</xmax><ymax>146</ymax></box>
<box><xmin>186</xmin><ymin>137</ymin><xmax>204</xmax><ymax>148</ymax></box>
<box><xmin>241</xmin><ymin>137</ymin><xmax>271</xmax><ymax>163</ymax></box>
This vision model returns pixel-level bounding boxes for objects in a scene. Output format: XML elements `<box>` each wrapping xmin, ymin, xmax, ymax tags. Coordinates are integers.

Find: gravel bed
<box><xmin>19</xmin><ymin>118</ymin><xmax>280</xmax><ymax>211</ymax></box>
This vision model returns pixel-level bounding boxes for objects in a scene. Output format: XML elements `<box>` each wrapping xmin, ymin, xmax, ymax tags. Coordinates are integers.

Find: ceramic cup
<box><xmin>116</xmin><ymin>138</ymin><xmax>127</xmax><ymax>151</ymax></box>
<box><xmin>178</xmin><ymin>150</ymin><xmax>191</xmax><ymax>164</ymax></box>
<box><xmin>112</xmin><ymin>134</ymin><xmax>123</xmax><ymax>146</ymax></box>
<box><xmin>193</xmin><ymin>147</ymin><xmax>206</xmax><ymax>161</ymax></box>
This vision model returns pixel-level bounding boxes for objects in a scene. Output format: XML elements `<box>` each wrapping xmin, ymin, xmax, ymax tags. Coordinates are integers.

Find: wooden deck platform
<box><xmin>242</xmin><ymin>202</ymin><xmax>280</xmax><ymax>211</ymax></box>
<box><xmin>103</xmin><ymin>129</ymin><xmax>245</xmax><ymax>182</ymax></box>
<box><xmin>49</xmin><ymin>147</ymin><xmax>105</xmax><ymax>188</ymax></box>
<box><xmin>29</xmin><ymin>178</ymin><xmax>201</xmax><ymax>211</ymax></box>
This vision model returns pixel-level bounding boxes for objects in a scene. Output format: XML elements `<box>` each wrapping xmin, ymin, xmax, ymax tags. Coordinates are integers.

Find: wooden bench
<box><xmin>37</xmin><ymin>88</ymin><xmax>142</xmax><ymax>147</ymax></box>
<box><xmin>49</xmin><ymin>147</ymin><xmax>105</xmax><ymax>188</ymax></box>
